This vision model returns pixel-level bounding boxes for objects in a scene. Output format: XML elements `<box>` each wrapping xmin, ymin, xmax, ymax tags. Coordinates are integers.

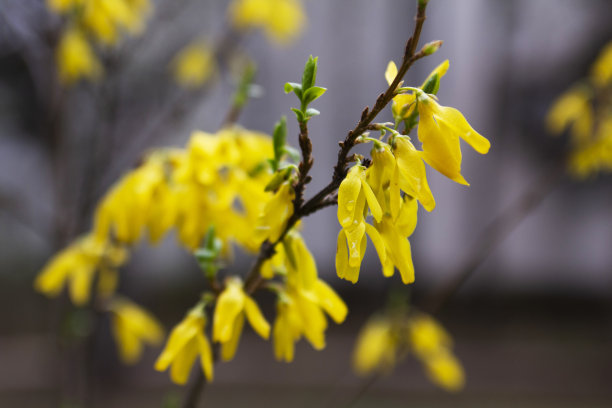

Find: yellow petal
<box><xmin>314</xmin><ymin>280</ymin><xmax>347</xmax><ymax>324</ymax></box>
<box><xmin>385</xmin><ymin>61</ymin><xmax>398</xmax><ymax>85</ymax></box>
<box><xmin>196</xmin><ymin>331</ymin><xmax>214</xmax><ymax>381</ymax></box>
<box><xmin>434</xmin><ymin>104</ymin><xmax>490</xmax><ymax>155</ymax></box>
<box><xmin>220</xmin><ymin>312</ymin><xmax>245</xmax><ymax>361</ymax></box>
<box><xmin>345</xmin><ymin>222</ymin><xmax>366</xmax><ymax>268</ymax></box>
<box><xmin>170</xmin><ymin>338</ymin><xmax>198</xmax><ymax>385</ymax></box>
<box><xmin>360</xmin><ymin>178</ymin><xmax>382</xmax><ymax>222</ymax></box>
<box><xmin>337</xmin><ymin>169</ymin><xmax>362</xmax><ymax>228</ymax></box>
<box><xmin>394</xmin><ymin>137</ymin><xmax>436</xmax><ymax>211</ymax></box>
<box><xmin>213</xmin><ymin>280</ymin><xmax>246</xmax><ymax>342</ymax></box>
<box><xmin>244</xmin><ymin>296</ymin><xmax>270</xmax><ymax>339</ymax></box>
<box><xmin>364</xmin><ymin>223</ymin><xmax>387</xmax><ymax>266</ymax></box>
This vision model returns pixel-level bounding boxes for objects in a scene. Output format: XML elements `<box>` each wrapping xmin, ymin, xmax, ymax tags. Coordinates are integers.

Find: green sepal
<box><xmin>195</xmin><ymin>226</ymin><xmax>222</xmax><ymax>279</ymax></box>
<box><xmin>302</xmin><ymin>86</ymin><xmax>327</xmax><ymax>106</ymax></box>
<box><xmin>421</xmin><ymin>73</ymin><xmax>440</xmax><ymax>95</ymax></box>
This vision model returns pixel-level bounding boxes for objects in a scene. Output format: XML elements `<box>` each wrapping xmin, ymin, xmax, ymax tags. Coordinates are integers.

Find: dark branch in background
<box><xmin>422</xmin><ymin>161</ymin><xmax>565</xmax><ymax>314</ymax></box>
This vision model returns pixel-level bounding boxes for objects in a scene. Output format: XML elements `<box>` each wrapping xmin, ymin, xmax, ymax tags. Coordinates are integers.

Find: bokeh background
<box><xmin>1</xmin><ymin>0</ymin><xmax>611</xmax><ymax>407</ymax></box>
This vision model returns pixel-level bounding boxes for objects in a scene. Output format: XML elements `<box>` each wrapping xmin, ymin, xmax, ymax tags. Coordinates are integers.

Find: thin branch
<box><xmin>422</xmin><ymin>161</ymin><xmax>565</xmax><ymax>314</ymax></box>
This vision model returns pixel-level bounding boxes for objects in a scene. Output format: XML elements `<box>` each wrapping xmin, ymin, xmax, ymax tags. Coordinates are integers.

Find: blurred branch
<box><xmin>422</xmin><ymin>161</ymin><xmax>566</xmax><ymax>314</ymax></box>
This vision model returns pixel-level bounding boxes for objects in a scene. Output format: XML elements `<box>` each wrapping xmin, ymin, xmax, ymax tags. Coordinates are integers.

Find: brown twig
<box><xmin>242</xmin><ymin>0</ymin><xmax>431</xmax><ymax>296</ymax></box>
<box><xmin>184</xmin><ymin>2</ymin><xmax>432</xmax><ymax>405</ymax></box>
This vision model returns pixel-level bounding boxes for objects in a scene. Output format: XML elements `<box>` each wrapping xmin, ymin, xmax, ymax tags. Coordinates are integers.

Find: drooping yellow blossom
<box><xmin>172</xmin><ymin>41</ymin><xmax>217</xmax><ymax>89</ymax></box>
<box><xmin>213</xmin><ymin>277</ymin><xmax>270</xmax><ymax>361</ymax></box>
<box><xmin>546</xmin><ymin>86</ymin><xmax>594</xmax><ymax>144</ymax></box>
<box><xmin>415</xmin><ymin>91</ymin><xmax>490</xmax><ymax>185</ymax></box>
<box><xmin>34</xmin><ymin>234</ymin><xmax>127</xmax><ymax>306</ymax></box>
<box><xmin>386</xmin><ymin>60</ymin><xmax>449</xmax><ymax>121</ymax></box>
<box><xmin>56</xmin><ymin>27</ymin><xmax>102</xmax><ymax>84</ymax></box>
<box><xmin>353</xmin><ymin>316</ymin><xmax>397</xmax><ymax>375</ymax></box>
<box><xmin>272</xmin><ymin>232</ymin><xmax>347</xmax><ymax>361</ymax></box>
<box><xmin>256</xmin><ymin>180</ymin><xmax>295</xmax><ymax>243</ymax></box>
<box><xmin>229</xmin><ymin>0</ymin><xmax>306</xmax><ymax>44</ymax></box>
<box><xmin>336</xmin><ymin>161</ymin><xmax>419</xmax><ymax>284</ymax></box>
<box><xmin>590</xmin><ymin>41</ymin><xmax>612</xmax><ymax>88</ymax></box>
<box><xmin>155</xmin><ymin>307</ymin><xmax>214</xmax><ymax>384</ymax></box>
<box><xmin>108</xmin><ymin>297</ymin><xmax>164</xmax><ymax>364</ymax></box>
<box><xmin>335</xmin><ymin>165</ymin><xmax>384</xmax><ymax>283</ymax></box>
<box><xmin>372</xmin><ymin>196</ymin><xmax>418</xmax><ymax>284</ymax></box>
<box><xmin>391</xmin><ymin>136</ymin><xmax>436</xmax><ymax>212</ymax></box>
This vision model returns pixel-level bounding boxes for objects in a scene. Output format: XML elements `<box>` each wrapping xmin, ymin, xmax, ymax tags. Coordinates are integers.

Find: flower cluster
<box><xmin>336</xmin><ymin>60</ymin><xmax>490</xmax><ymax>284</ymax></box>
<box><xmin>229</xmin><ymin>0</ymin><xmax>306</xmax><ymax>44</ymax></box>
<box><xmin>353</xmin><ymin>311</ymin><xmax>464</xmax><ymax>392</ymax></box>
<box><xmin>47</xmin><ymin>0</ymin><xmax>152</xmax><ymax>83</ymax></box>
<box><xmin>547</xmin><ymin>41</ymin><xmax>612</xmax><ymax>178</ymax></box>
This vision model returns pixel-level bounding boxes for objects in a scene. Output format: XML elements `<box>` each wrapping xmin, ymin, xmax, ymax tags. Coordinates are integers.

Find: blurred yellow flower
<box><xmin>34</xmin><ymin>234</ymin><xmax>127</xmax><ymax>306</ymax></box>
<box><xmin>109</xmin><ymin>297</ymin><xmax>164</xmax><ymax>364</ymax></box>
<box><xmin>172</xmin><ymin>42</ymin><xmax>217</xmax><ymax>89</ymax></box>
<box><xmin>353</xmin><ymin>316</ymin><xmax>397</xmax><ymax>375</ymax></box>
<box><xmin>256</xmin><ymin>180</ymin><xmax>295</xmax><ymax>243</ymax></box>
<box><xmin>56</xmin><ymin>27</ymin><xmax>102</xmax><ymax>84</ymax></box>
<box><xmin>47</xmin><ymin>0</ymin><xmax>85</xmax><ymax>13</ymax></box>
<box><xmin>591</xmin><ymin>41</ymin><xmax>612</xmax><ymax>88</ymax></box>
<box><xmin>213</xmin><ymin>277</ymin><xmax>270</xmax><ymax>361</ymax></box>
<box><xmin>423</xmin><ymin>349</ymin><xmax>465</xmax><ymax>392</ymax></box>
<box><xmin>546</xmin><ymin>87</ymin><xmax>594</xmax><ymax>144</ymax></box>
<box><xmin>229</xmin><ymin>0</ymin><xmax>306</xmax><ymax>44</ymax></box>
<box><xmin>273</xmin><ymin>232</ymin><xmax>347</xmax><ymax>361</ymax></box>
<box><xmin>155</xmin><ymin>308</ymin><xmax>214</xmax><ymax>384</ymax></box>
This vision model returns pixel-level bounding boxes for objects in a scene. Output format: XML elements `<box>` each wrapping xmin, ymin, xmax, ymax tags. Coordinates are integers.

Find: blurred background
<box><xmin>1</xmin><ymin>0</ymin><xmax>611</xmax><ymax>407</ymax></box>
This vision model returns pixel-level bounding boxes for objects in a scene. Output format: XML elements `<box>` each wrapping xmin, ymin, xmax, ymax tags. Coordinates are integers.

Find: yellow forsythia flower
<box><xmin>590</xmin><ymin>41</ymin><xmax>612</xmax><ymax>88</ymax></box>
<box><xmin>109</xmin><ymin>297</ymin><xmax>164</xmax><ymax>364</ymax></box>
<box><xmin>172</xmin><ymin>41</ymin><xmax>217</xmax><ymax>89</ymax></box>
<box><xmin>335</xmin><ymin>165</ymin><xmax>383</xmax><ymax>283</ymax></box>
<box><xmin>391</xmin><ymin>137</ymin><xmax>435</xmax><ymax>212</ymax></box>
<box><xmin>415</xmin><ymin>91</ymin><xmax>491</xmax><ymax>185</ymax></box>
<box><xmin>56</xmin><ymin>27</ymin><xmax>102</xmax><ymax>84</ymax></box>
<box><xmin>256</xmin><ymin>180</ymin><xmax>295</xmax><ymax>243</ymax></box>
<box><xmin>353</xmin><ymin>316</ymin><xmax>397</xmax><ymax>375</ymax></box>
<box><xmin>34</xmin><ymin>234</ymin><xmax>127</xmax><ymax>306</ymax></box>
<box><xmin>386</xmin><ymin>60</ymin><xmax>449</xmax><ymax>121</ymax></box>
<box><xmin>272</xmin><ymin>232</ymin><xmax>347</xmax><ymax>361</ymax></box>
<box><xmin>408</xmin><ymin>314</ymin><xmax>464</xmax><ymax>392</ymax></box>
<box><xmin>81</xmin><ymin>0</ymin><xmax>151</xmax><ymax>45</ymax></box>
<box><xmin>155</xmin><ymin>307</ymin><xmax>214</xmax><ymax>384</ymax></box>
<box><xmin>229</xmin><ymin>0</ymin><xmax>306</xmax><ymax>44</ymax></box>
<box><xmin>546</xmin><ymin>87</ymin><xmax>593</xmax><ymax>144</ymax></box>
<box><xmin>213</xmin><ymin>277</ymin><xmax>270</xmax><ymax>361</ymax></box>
